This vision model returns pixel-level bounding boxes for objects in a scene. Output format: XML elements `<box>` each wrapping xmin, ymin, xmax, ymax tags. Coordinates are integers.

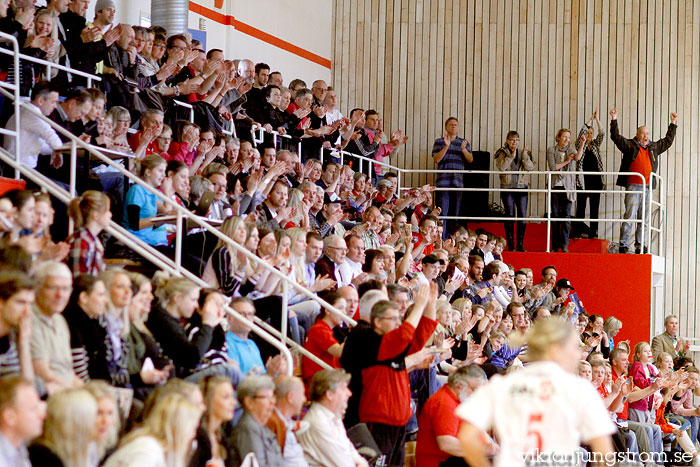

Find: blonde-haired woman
<box><xmin>457</xmin><ymin>318</ymin><xmax>615</xmax><ymax>466</ymax></box>
<box><xmin>126</xmin><ymin>272</ymin><xmax>171</xmax><ymax>399</ymax></box>
<box><xmin>147</xmin><ymin>274</ymin><xmax>240</xmax><ymax>385</ymax></box>
<box><xmin>190</xmin><ymin>375</ymin><xmax>237</xmax><ymax>466</ymax></box>
<box><xmin>105</xmin><ymin>393</ymin><xmax>203</xmax><ymax>467</ymax></box>
<box><xmin>28</xmin><ymin>388</ymin><xmax>98</xmax><ymax>467</ymax></box>
<box><xmin>85</xmin><ymin>380</ymin><xmax>120</xmax><ymax>463</ymax></box>
<box><xmin>66</xmin><ymin>190</ymin><xmax>111</xmax><ymax>276</ymax></box>
<box><xmin>100</xmin><ymin>270</ymin><xmax>133</xmax><ymax>388</ymax></box>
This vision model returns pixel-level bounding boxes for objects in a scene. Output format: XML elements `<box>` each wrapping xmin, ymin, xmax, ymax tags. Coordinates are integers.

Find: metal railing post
<box><xmin>175</xmin><ymin>209</ymin><xmax>183</xmax><ymax>273</ymax></box>
<box><xmin>640</xmin><ymin>179</ymin><xmax>647</xmax><ymax>254</ymax></box>
<box><xmin>281</xmin><ymin>281</ymin><xmax>288</xmax><ymax>342</ymax></box>
<box><xmin>319</xmin><ymin>147</ymin><xmax>324</xmax><ymax>164</ymax></box>
<box><xmin>69</xmin><ymin>140</ymin><xmax>77</xmax><ymax>199</ymax></box>
<box><xmin>546</xmin><ymin>173</ymin><xmax>552</xmax><ymax>252</ymax></box>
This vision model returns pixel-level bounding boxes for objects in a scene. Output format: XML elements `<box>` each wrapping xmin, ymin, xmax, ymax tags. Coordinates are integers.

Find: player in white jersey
<box><xmin>456</xmin><ymin>318</ymin><xmax>616</xmax><ymax>467</ymax></box>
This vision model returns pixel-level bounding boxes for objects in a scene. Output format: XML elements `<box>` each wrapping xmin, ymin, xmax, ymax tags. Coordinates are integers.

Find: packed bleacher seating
<box><xmin>0</xmin><ymin>2</ymin><xmax>695</xmax><ymax>467</ymax></box>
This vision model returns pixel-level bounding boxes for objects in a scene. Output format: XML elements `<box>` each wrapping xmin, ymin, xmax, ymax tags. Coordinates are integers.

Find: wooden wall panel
<box><xmin>331</xmin><ymin>0</ymin><xmax>700</xmax><ymax>332</ymax></box>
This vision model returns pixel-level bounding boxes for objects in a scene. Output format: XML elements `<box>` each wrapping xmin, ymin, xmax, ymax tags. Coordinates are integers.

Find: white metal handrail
<box><xmin>8</xmin><ymin>101</ymin><xmax>348</xmax><ymax>371</ymax></box>
<box><xmin>320</xmin><ymin>147</ymin><xmax>664</xmax><ymax>254</ymax></box>
<box><xmin>0</xmin><ymin>145</ymin><xmax>301</xmax><ymax>373</ymax></box>
<box><xmin>0</xmin><ymin>41</ymin><xmax>102</xmax><ymax>89</ymax></box>
<box><xmin>251</xmin><ymin>126</ymin><xmax>302</xmax><ymax>155</ymax></box>
<box><xmin>0</xmin><ymin>32</ymin><xmax>22</xmax><ymax>178</ymax></box>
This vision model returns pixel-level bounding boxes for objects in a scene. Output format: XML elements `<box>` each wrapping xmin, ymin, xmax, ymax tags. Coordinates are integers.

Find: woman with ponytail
<box><xmin>66</xmin><ymin>190</ymin><xmax>112</xmax><ymax>275</ymax></box>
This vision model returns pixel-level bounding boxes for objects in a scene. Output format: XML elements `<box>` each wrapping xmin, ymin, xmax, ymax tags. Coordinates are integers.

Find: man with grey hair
<box><xmin>416</xmin><ymin>365</ymin><xmax>487</xmax><ymax>466</ymax></box>
<box><xmin>651</xmin><ymin>314</ymin><xmax>690</xmax><ymax>358</ymax></box>
<box><xmin>30</xmin><ymin>262</ymin><xmax>80</xmax><ymax>393</ymax></box>
<box><xmin>231</xmin><ymin>374</ymin><xmax>283</xmax><ymax>465</ymax></box>
<box><xmin>315</xmin><ymin>235</ymin><xmax>348</xmax><ymax>291</ymax></box>
<box><xmin>297</xmin><ymin>369</ymin><xmax>369</xmax><ymax>467</ymax></box>
<box><xmin>266</xmin><ymin>375</ymin><xmax>308</xmax><ymax>466</ymax></box>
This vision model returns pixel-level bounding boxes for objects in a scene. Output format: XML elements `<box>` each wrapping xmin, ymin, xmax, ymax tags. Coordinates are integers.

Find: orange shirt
<box><xmin>628</xmin><ymin>146</ymin><xmax>652</xmax><ymax>184</ymax></box>
<box><xmin>611</xmin><ymin>371</ymin><xmax>629</xmax><ymax>420</ymax></box>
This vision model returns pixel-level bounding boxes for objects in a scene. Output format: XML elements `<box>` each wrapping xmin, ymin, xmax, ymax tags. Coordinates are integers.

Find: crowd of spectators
<box><xmin>0</xmin><ymin>1</ymin><xmax>693</xmax><ymax>467</ymax></box>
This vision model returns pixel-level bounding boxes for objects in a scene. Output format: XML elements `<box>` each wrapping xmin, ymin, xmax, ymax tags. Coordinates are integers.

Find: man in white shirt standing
<box><xmin>298</xmin><ymin>369</ymin><xmax>369</xmax><ymax>467</ymax></box>
<box><xmin>4</xmin><ymin>81</ymin><xmax>63</xmax><ymax>172</ymax></box>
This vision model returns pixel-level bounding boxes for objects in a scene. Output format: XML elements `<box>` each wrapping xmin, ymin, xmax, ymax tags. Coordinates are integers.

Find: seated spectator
<box><xmin>189</xmin><ymin>375</ymin><xmax>236</xmax><ymax>467</ymax></box>
<box><xmin>63</xmin><ymin>274</ymin><xmax>129</xmax><ymax>386</ymax></box>
<box><xmin>670</xmin><ymin>366</ymin><xmax>700</xmax><ymax>446</ymax></box>
<box><xmin>30</xmin><ymin>262</ymin><xmax>81</xmax><ymax>393</ymax></box>
<box><xmin>0</xmin><ymin>375</ymin><xmax>46</xmax><ymax>467</ymax></box>
<box><xmin>165</xmin><ymin>120</ymin><xmax>199</xmax><ymax>166</ymax></box>
<box><xmin>123</xmin><ymin>154</ymin><xmax>170</xmax><ymax>247</ymax></box>
<box><xmin>66</xmin><ymin>190</ymin><xmax>110</xmax><ymax>276</ymax></box>
<box><xmin>416</xmin><ymin>365</ymin><xmax>487</xmax><ymax>467</ymax></box>
<box><xmin>106</xmin><ymin>105</ymin><xmax>132</xmax><ymax>152</ymax></box>
<box><xmin>125</xmin><ymin>272</ymin><xmax>171</xmax><ymax>399</ymax></box>
<box><xmin>128</xmin><ymin>109</ymin><xmax>165</xmax><ymax>158</ymax></box>
<box><xmin>225</xmin><ymin>297</ymin><xmax>265</xmax><ymax>376</ymax></box>
<box><xmin>0</xmin><ymin>272</ymin><xmax>34</xmax><ymax>380</ymax></box>
<box><xmin>652</xmin><ymin>314</ymin><xmax>690</xmax><ymax>359</ymax></box>
<box><xmin>315</xmin><ymin>235</ymin><xmax>348</xmax><ymax>291</ymax></box>
<box><xmin>230</xmin><ymin>375</ymin><xmax>284</xmax><ymax>465</ymax></box>
<box><xmin>84</xmin><ymin>380</ymin><xmax>120</xmax><ymax>464</ymax></box>
<box><xmin>28</xmin><ymin>388</ymin><xmax>97</xmax><ymax>466</ymax></box>
<box><xmin>104</xmin><ymin>392</ymin><xmax>203</xmax><ymax>467</ymax></box>
<box><xmin>4</xmin><ymin>81</ymin><xmax>63</xmax><ymax>171</ymax></box>
<box><xmin>302</xmin><ymin>291</ymin><xmax>346</xmax><ymax>384</ymax></box>
<box><xmin>297</xmin><ymin>369</ymin><xmax>368</xmax><ymax>467</ymax></box>
<box><xmin>265</xmin><ymin>375</ymin><xmax>308</xmax><ymax>465</ymax></box>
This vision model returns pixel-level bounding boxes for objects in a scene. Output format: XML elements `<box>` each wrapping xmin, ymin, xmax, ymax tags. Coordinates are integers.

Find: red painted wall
<box><xmin>501</xmin><ymin>252</ymin><xmax>652</xmax><ymax>347</ymax></box>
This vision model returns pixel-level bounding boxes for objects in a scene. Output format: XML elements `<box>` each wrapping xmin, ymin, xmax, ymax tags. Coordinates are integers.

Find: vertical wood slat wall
<box><xmin>331</xmin><ymin>0</ymin><xmax>700</xmax><ymax>335</ymax></box>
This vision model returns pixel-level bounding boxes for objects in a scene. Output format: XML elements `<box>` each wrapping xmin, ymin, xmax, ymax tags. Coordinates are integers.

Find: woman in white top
<box><xmin>105</xmin><ymin>392</ymin><xmax>202</xmax><ymax>467</ymax></box>
<box><xmin>457</xmin><ymin>318</ymin><xmax>615</xmax><ymax>467</ymax></box>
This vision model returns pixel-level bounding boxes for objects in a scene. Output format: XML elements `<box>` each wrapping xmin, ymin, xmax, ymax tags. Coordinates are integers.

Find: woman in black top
<box><xmin>63</xmin><ymin>274</ymin><xmax>129</xmax><ymax>386</ymax></box>
<box><xmin>126</xmin><ymin>272</ymin><xmax>172</xmax><ymax>400</ymax></box>
<box><xmin>574</xmin><ymin>109</ymin><xmax>606</xmax><ymax>239</ymax></box>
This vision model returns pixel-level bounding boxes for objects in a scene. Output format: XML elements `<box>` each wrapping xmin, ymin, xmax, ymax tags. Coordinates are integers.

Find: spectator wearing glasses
<box><xmin>315</xmin><ymin>235</ymin><xmax>349</xmax><ymax>291</ymax></box>
<box><xmin>230</xmin><ymin>375</ymin><xmax>284</xmax><ymax>465</ymax></box>
<box><xmin>30</xmin><ymin>262</ymin><xmax>82</xmax><ymax>393</ymax></box>
<box><xmin>416</xmin><ymin>365</ymin><xmax>487</xmax><ymax>467</ymax></box>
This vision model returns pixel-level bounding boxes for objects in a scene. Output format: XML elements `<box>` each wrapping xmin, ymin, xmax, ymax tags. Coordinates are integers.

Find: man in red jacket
<box><xmin>358</xmin><ymin>283</ymin><xmax>438</xmax><ymax>467</ymax></box>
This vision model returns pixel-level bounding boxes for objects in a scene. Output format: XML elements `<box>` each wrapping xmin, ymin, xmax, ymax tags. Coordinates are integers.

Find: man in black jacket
<box><xmin>609</xmin><ymin>108</ymin><xmax>677</xmax><ymax>253</ymax></box>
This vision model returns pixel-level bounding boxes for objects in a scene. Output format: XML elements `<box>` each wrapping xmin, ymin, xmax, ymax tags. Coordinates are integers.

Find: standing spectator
<box><xmin>494</xmin><ymin>130</ymin><xmax>535</xmax><ymax>251</ymax></box>
<box><xmin>651</xmin><ymin>315</ymin><xmax>690</xmax><ymax>358</ymax></box>
<box><xmin>297</xmin><ymin>369</ymin><xmax>369</xmax><ymax>467</ymax></box>
<box><xmin>546</xmin><ymin>128</ymin><xmax>585</xmax><ymax>252</ymax></box>
<box><xmin>230</xmin><ymin>375</ymin><xmax>284</xmax><ymax>465</ymax></box>
<box><xmin>432</xmin><ymin>117</ymin><xmax>473</xmax><ymax>238</ymax></box>
<box><xmin>416</xmin><ymin>365</ymin><xmax>487</xmax><ymax>467</ymax></box>
<box><xmin>0</xmin><ymin>376</ymin><xmax>46</xmax><ymax>467</ymax></box>
<box><xmin>610</xmin><ymin>108</ymin><xmax>677</xmax><ymax>253</ymax></box>
<box><xmin>358</xmin><ymin>285</ymin><xmax>437</xmax><ymax>466</ymax></box>
<box><xmin>573</xmin><ymin>109</ymin><xmax>606</xmax><ymax>239</ymax></box>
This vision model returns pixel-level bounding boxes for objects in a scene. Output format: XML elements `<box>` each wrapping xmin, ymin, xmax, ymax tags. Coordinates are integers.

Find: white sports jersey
<box><xmin>456</xmin><ymin>361</ymin><xmax>616</xmax><ymax>467</ymax></box>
